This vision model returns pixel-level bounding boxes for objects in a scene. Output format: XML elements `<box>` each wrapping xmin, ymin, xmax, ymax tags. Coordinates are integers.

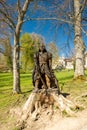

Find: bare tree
<box><xmin>13</xmin><ymin>0</ymin><xmax>32</xmax><ymax>93</ymax></box>
<box><xmin>0</xmin><ymin>0</ymin><xmax>32</xmax><ymax>93</ymax></box>
<box><xmin>73</xmin><ymin>0</ymin><xmax>86</xmax><ymax>78</ymax></box>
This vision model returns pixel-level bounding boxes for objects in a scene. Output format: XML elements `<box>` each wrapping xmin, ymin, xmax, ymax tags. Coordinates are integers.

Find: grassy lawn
<box><xmin>0</xmin><ymin>70</ymin><xmax>87</xmax><ymax>124</ymax></box>
<box><xmin>55</xmin><ymin>69</ymin><xmax>74</xmax><ymax>83</ymax></box>
<box><xmin>0</xmin><ymin>72</ymin><xmax>33</xmax><ymax>110</ymax></box>
<box><xmin>0</xmin><ymin>72</ymin><xmax>33</xmax><ymax>123</ymax></box>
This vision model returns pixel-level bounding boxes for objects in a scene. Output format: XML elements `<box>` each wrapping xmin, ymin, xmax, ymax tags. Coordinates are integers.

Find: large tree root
<box><xmin>10</xmin><ymin>88</ymin><xmax>78</xmax><ymax>130</ymax></box>
<box><xmin>20</xmin><ymin>88</ymin><xmax>76</xmax><ymax>122</ymax></box>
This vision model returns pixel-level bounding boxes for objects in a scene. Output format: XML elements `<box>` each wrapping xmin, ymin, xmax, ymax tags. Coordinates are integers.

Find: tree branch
<box><xmin>0</xmin><ymin>9</ymin><xmax>16</xmax><ymax>29</ymax></box>
<box><xmin>80</xmin><ymin>0</ymin><xmax>87</xmax><ymax>13</ymax></box>
<box><xmin>20</xmin><ymin>0</ymin><xmax>31</xmax><ymax>19</ymax></box>
<box><xmin>23</xmin><ymin>17</ymin><xmax>73</xmax><ymax>25</ymax></box>
<box><xmin>76</xmin><ymin>0</ymin><xmax>87</xmax><ymax>18</ymax></box>
<box><xmin>0</xmin><ymin>1</ymin><xmax>9</xmax><ymax>16</ymax></box>
<box><xmin>0</xmin><ymin>18</ymin><xmax>15</xmax><ymax>30</ymax></box>
<box><xmin>17</xmin><ymin>0</ymin><xmax>22</xmax><ymax>15</ymax></box>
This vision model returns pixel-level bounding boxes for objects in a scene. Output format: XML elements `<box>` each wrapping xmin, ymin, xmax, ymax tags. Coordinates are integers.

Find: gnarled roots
<box><xmin>21</xmin><ymin>88</ymin><xmax>76</xmax><ymax>122</ymax></box>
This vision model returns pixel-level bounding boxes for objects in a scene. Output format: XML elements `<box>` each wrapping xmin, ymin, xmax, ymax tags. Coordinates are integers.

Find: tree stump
<box><xmin>20</xmin><ymin>88</ymin><xmax>76</xmax><ymax>122</ymax></box>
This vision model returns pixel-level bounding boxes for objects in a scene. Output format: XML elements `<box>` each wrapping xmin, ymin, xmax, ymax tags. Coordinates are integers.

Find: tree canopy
<box><xmin>20</xmin><ymin>33</ymin><xmax>45</xmax><ymax>72</ymax></box>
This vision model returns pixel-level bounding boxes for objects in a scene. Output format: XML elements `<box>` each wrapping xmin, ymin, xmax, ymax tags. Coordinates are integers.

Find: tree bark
<box><xmin>13</xmin><ymin>24</ymin><xmax>21</xmax><ymax>93</ymax></box>
<box><xmin>13</xmin><ymin>0</ymin><xmax>31</xmax><ymax>93</ymax></box>
<box><xmin>74</xmin><ymin>0</ymin><xmax>85</xmax><ymax>78</ymax></box>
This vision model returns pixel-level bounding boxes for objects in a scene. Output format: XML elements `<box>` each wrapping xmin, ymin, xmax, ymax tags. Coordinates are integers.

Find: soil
<box><xmin>23</xmin><ymin>109</ymin><xmax>87</xmax><ymax>130</ymax></box>
<box><xmin>1</xmin><ymin>107</ymin><xmax>87</xmax><ymax>130</ymax></box>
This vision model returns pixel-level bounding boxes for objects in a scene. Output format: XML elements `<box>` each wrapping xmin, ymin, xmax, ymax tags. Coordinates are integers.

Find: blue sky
<box><xmin>22</xmin><ymin>20</ymin><xmax>74</xmax><ymax>57</ymax></box>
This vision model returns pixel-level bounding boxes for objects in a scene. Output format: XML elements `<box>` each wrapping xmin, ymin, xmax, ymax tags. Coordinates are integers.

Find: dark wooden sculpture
<box><xmin>32</xmin><ymin>43</ymin><xmax>60</xmax><ymax>93</ymax></box>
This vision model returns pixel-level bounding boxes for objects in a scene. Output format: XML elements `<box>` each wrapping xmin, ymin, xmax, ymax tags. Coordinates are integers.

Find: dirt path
<box><xmin>23</xmin><ymin>109</ymin><xmax>87</xmax><ymax>130</ymax></box>
<box><xmin>46</xmin><ymin>116</ymin><xmax>87</xmax><ymax>130</ymax></box>
<box><xmin>45</xmin><ymin>109</ymin><xmax>87</xmax><ymax>130</ymax></box>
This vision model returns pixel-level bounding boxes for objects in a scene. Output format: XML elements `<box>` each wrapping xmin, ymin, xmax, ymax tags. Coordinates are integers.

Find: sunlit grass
<box><xmin>0</xmin><ymin>72</ymin><xmax>33</xmax><ymax>122</ymax></box>
<box><xmin>55</xmin><ymin>69</ymin><xmax>74</xmax><ymax>83</ymax></box>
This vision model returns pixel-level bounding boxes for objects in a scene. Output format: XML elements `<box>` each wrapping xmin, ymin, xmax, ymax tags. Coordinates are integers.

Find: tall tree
<box><xmin>0</xmin><ymin>0</ymin><xmax>32</xmax><ymax>93</ymax></box>
<box><xmin>74</xmin><ymin>0</ymin><xmax>85</xmax><ymax>78</ymax></box>
<box><xmin>13</xmin><ymin>0</ymin><xmax>32</xmax><ymax>93</ymax></box>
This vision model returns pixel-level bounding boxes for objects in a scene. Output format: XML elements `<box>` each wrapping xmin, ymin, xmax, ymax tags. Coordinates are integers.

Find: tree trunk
<box><xmin>13</xmin><ymin>0</ymin><xmax>31</xmax><ymax>93</ymax></box>
<box><xmin>13</xmin><ymin>17</ymin><xmax>24</xmax><ymax>93</ymax></box>
<box><xmin>13</xmin><ymin>32</ymin><xmax>21</xmax><ymax>93</ymax></box>
<box><xmin>74</xmin><ymin>0</ymin><xmax>85</xmax><ymax>78</ymax></box>
<box><xmin>13</xmin><ymin>19</ymin><xmax>22</xmax><ymax>93</ymax></box>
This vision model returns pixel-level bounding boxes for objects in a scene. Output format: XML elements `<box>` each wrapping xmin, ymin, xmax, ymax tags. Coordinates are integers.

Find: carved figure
<box><xmin>32</xmin><ymin>43</ymin><xmax>60</xmax><ymax>93</ymax></box>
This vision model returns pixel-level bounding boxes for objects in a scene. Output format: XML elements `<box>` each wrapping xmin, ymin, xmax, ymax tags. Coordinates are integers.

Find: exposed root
<box><xmin>10</xmin><ymin>88</ymin><xmax>77</xmax><ymax>129</ymax></box>
<box><xmin>21</xmin><ymin>89</ymin><xmax>76</xmax><ymax>121</ymax></box>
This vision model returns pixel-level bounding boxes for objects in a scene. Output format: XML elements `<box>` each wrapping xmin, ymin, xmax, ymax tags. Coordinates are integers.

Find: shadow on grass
<box><xmin>0</xmin><ymin>88</ymin><xmax>12</xmax><ymax>92</ymax></box>
<box><xmin>20</xmin><ymin>74</ymin><xmax>32</xmax><ymax>78</ymax></box>
<box><xmin>0</xmin><ymin>82</ymin><xmax>13</xmax><ymax>88</ymax></box>
<box><xmin>22</xmin><ymin>89</ymin><xmax>32</xmax><ymax>94</ymax></box>
<box><xmin>61</xmin><ymin>92</ymin><xmax>70</xmax><ymax>97</ymax></box>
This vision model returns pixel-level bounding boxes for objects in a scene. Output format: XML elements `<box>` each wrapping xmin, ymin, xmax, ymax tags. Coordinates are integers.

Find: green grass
<box><xmin>0</xmin><ymin>72</ymin><xmax>33</xmax><ymax>123</ymax></box>
<box><xmin>55</xmin><ymin>69</ymin><xmax>74</xmax><ymax>83</ymax></box>
<box><xmin>0</xmin><ymin>70</ymin><xmax>87</xmax><ymax>125</ymax></box>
